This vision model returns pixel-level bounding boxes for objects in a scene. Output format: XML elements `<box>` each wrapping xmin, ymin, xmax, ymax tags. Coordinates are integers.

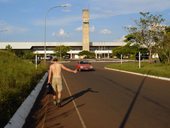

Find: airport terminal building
<box><xmin>0</xmin><ymin>41</ymin><xmax>125</xmax><ymax>59</ymax></box>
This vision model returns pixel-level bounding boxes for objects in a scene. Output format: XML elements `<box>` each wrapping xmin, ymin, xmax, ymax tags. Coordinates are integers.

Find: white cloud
<box><xmin>90</xmin><ymin>25</ymin><xmax>95</xmax><ymax>32</ymax></box>
<box><xmin>75</xmin><ymin>26</ymin><xmax>82</xmax><ymax>31</ymax></box>
<box><xmin>59</xmin><ymin>28</ymin><xmax>65</xmax><ymax>36</ymax></box>
<box><xmin>75</xmin><ymin>25</ymin><xmax>95</xmax><ymax>32</ymax></box>
<box><xmin>52</xmin><ymin>28</ymin><xmax>69</xmax><ymax>37</ymax></box>
<box><xmin>100</xmin><ymin>29</ymin><xmax>112</xmax><ymax>34</ymax></box>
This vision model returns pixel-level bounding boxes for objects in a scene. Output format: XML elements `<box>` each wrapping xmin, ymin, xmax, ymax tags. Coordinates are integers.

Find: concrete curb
<box><xmin>104</xmin><ymin>67</ymin><xmax>170</xmax><ymax>81</ymax></box>
<box><xmin>4</xmin><ymin>72</ymin><xmax>48</xmax><ymax>128</ymax></box>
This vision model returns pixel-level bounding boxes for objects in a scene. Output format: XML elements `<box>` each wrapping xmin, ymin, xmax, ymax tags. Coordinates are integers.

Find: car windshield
<box><xmin>80</xmin><ymin>61</ymin><xmax>89</xmax><ymax>64</ymax></box>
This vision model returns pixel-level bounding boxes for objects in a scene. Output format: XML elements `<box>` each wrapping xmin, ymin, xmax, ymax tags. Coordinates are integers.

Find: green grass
<box><xmin>0</xmin><ymin>50</ymin><xmax>47</xmax><ymax>127</ymax></box>
<box><xmin>106</xmin><ymin>62</ymin><xmax>170</xmax><ymax>78</ymax></box>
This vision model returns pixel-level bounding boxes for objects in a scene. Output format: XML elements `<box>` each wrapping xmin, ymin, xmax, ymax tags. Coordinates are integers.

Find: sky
<box><xmin>0</xmin><ymin>0</ymin><xmax>170</xmax><ymax>42</ymax></box>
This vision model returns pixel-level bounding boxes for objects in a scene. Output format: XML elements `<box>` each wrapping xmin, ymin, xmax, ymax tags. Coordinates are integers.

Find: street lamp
<box><xmin>44</xmin><ymin>4</ymin><xmax>69</xmax><ymax>61</ymax></box>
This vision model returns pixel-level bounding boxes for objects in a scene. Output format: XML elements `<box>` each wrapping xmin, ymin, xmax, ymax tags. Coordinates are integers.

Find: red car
<box><xmin>75</xmin><ymin>61</ymin><xmax>94</xmax><ymax>71</ymax></box>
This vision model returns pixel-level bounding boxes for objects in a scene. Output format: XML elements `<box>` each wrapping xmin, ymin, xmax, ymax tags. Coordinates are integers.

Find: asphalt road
<box><xmin>23</xmin><ymin>61</ymin><xmax>170</xmax><ymax>128</ymax></box>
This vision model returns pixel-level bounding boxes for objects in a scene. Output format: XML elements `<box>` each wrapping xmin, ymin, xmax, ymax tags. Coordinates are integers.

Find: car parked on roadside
<box><xmin>75</xmin><ymin>60</ymin><xmax>94</xmax><ymax>71</ymax></box>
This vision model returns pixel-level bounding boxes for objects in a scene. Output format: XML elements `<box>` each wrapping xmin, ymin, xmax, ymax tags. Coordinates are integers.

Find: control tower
<box><xmin>82</xmin><ymin>9</ymin><xmax>90</xmax><ymax>51</ymax></box>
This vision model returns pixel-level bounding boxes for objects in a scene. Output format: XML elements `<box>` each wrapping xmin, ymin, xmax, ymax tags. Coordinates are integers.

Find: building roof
<box><xmin>0</xmin><ymin>41</ymin><xmax>126</xmax><ymax>49</ymax></box>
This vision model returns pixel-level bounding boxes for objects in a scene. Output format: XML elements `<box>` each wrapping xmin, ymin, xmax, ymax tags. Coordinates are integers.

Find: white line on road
<box><xmin>62</xmin><ymin>74</ymin><xmax>87</xmax><ymax>128</ymax></box>
<box><xmin>105</xmin><ymin>67</ymin><xmax>170</xmax><ymax>81</ymax></box>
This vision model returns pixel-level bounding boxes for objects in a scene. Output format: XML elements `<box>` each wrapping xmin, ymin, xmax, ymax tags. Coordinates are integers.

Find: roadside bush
<box><xmin>0</xmin><ymin>50</ymin><xmax>47</xmax><ymax>128</ymax></box>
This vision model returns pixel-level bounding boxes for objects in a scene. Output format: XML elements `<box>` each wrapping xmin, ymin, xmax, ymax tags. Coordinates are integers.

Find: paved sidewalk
<box><xmin>23</xmin><ymin>83</ymin><xmax>82</xmax><ymax>128</ymax></box>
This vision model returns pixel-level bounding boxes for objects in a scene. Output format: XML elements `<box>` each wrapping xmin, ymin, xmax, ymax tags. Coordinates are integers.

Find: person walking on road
<box><xmin>47</xmin><ymin>58</ymin><xmax>77</xmax><ymax>106</ymax></box>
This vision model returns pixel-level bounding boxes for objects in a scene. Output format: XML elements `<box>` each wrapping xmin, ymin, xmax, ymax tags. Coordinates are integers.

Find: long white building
<box><xmin>0</xmin><ymin>41</ymin><xmax>125</xmax><ymax>59</ymax></box>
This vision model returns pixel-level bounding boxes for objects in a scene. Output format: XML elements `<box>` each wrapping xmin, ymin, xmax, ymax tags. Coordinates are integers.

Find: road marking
<box><xmin>105</xmin><ymin>67</ymin><xmax>170</xmax><ymax>81</ymax></box>
<box><xmin>62</xmin><ymin>74</ymin><xmax>87</xmax><ymax>128</ymax></box>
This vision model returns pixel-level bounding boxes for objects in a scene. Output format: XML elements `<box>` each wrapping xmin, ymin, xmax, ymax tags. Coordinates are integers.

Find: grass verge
<box><xmin>0</xmin><ymin>50</ymin><xmax>47</xmax><ymax>128</ymax></box>
<box><xmin>106</xmin><ymin>61</ymin><xmax>170</xmax><ymax>78</ymax></box>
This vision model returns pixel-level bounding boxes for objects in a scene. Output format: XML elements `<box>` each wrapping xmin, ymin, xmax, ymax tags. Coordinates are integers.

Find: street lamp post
<box><xmin>44</xmin><ymin>4</ymin><xmax>69</xmax><ymax>61</ymax></box>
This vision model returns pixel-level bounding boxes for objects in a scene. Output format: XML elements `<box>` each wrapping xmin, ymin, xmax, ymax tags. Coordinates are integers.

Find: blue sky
<box><xmin>0</xmin><ymin>0</ymin><xmax>170</xmax><ymax>42</ymax></box>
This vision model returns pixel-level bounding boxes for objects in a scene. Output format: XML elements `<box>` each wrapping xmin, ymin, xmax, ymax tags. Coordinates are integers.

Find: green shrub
<box><xmin>0</xmin><ymin>50</ymin><xmax>47</xmax><ymax>128</ymax></box>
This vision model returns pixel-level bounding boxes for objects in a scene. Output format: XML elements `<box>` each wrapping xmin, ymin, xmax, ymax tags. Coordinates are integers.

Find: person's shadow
<box><xmin>60</xmin><ymin>88</ymin><xmax>98</xmax><ymax>107</ymax></box>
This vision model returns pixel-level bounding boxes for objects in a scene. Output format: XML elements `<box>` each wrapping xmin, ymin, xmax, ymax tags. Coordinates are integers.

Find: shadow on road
<box><xmin>60</xmin><ymin>88</ymin><xmax>98</xmax><ymax>107</ymax></box>
<box><xmin>119</xmin><ymin>71</ymin><xmax>150</xmax><ymax>128</ymax></box>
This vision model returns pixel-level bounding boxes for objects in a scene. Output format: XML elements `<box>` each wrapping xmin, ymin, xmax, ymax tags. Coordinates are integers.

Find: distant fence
<box><xmin>4</xmin><ymin>73</ymin><xmax>48</xmax><ymax>128</ymax></box>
